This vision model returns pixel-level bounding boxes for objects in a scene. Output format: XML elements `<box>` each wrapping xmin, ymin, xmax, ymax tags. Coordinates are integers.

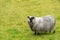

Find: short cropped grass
<box><xmin>0</xmin><ymin>0</ymin><xmax>60</xmax><ymax>40</ymax></box>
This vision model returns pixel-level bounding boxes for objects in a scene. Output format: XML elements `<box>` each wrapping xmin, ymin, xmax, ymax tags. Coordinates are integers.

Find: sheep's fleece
<box><xmin>28</xmin><ymin>15</ymin><xmax>56</xmax><ymax>33</ymax></box>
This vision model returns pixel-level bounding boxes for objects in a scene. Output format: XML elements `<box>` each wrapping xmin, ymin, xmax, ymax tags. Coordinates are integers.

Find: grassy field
<box><xmin>0</xmin><ymin>0</ymin><xmax>60</xmax><ymax>40</ymax></box>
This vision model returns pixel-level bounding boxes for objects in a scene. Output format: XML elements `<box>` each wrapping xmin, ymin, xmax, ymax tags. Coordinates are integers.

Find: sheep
<box><xmin>28</xmin><ymin>15</ymin><xmax>56</xmax><ymax>35</ymax></box>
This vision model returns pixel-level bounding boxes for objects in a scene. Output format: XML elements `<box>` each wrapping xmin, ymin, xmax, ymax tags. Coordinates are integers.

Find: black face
<box><xmin>28</xmin><ymin>16</ymin><xmax>34</xmax><ymax>23</ymax></box>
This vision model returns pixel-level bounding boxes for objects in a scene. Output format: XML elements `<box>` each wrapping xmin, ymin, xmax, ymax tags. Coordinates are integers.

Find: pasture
<box><xmin>0</xmin><ymin>0</ymin><xmax>60</xmax><ymax>40</ymax></box>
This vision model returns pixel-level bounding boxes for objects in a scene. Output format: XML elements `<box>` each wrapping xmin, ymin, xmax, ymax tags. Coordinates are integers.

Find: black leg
<box><xmin>35</xmin><ymin>31</ymin><xmax>36</xmax><ymax>35</ymax></box>
<box><xmin>37</xmin><ymin>32</ymin><xmax>40</xmax><ymax>35</ymax></box>
<box><xmin>53</xmin><ymin>30</ymin><xmax>55</xmax><ymax>34</ymax></box>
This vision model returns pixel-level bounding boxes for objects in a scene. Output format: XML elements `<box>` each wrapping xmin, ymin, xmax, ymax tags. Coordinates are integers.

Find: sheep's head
<box><xmin>28</xmin><ymin>16</ymin><xmax>35</xmax><ymax>23</ymax></box>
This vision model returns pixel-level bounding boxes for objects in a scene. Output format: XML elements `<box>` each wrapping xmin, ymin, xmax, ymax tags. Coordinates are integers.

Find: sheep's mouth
<box><xmin>30</xmin><ymin>19</ymin><xmax>33</xmax><ymax>23</ymax></box>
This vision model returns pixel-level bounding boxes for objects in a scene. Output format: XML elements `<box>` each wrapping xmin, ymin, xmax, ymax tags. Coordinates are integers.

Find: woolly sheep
<box><xmin>28</xmin><ymin>15</ymin><xmax>56</xmax><ymax>35</ymax></box>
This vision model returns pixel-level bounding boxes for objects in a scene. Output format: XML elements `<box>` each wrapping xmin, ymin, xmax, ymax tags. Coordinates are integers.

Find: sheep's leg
<box><xmin>37</xmin><ymin>32</ymin><xmax>40</xmax><ymax>35</ymax></box>
<box><xmin>53</xmin><ymin>30</ymin><xmax>55</xmax><ymax>33</ymax></box>
<box><xmin>35</xmin><ymin>31</ymin><xmax>36</xmax><ymax>35</ymax></box>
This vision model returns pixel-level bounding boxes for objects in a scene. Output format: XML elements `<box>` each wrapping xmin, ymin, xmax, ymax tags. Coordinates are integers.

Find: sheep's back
<box><xmin>33</xmin><ymin>15</ymin><xmax>55</xmax><ymax>32</ymax></box>
<box><xmin>42</xmin><ymin>16</ymin><xmax>55</xmax><ymax>31</ymax></box>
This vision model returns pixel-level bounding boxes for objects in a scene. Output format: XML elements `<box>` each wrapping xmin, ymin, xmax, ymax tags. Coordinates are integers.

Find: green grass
<box><xmin>0</xmin><ymin>0</ymin><xmax>60</xmax><ymax>40</ymax></box>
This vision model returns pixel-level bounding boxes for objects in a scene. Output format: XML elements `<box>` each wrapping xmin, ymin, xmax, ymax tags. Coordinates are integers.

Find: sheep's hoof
<box><xmin>34</xmin><ymin>32</ymin><xmax>36</xmax><ymax>35</ymax></box>
<box><xmin>37</xmin><ymin>33</ymin><xmax>40</xmax><ymax>35</ymax></box>
<box><xmin>53</xmin><ymin>30</ymin><xmax>55</xmax><ymax>34</ymax></box>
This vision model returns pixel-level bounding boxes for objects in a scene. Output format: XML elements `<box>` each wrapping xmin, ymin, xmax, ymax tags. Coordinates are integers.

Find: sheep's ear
<box><xmin>28</xmin><ymin>16</ymin><xmax>29</xmax><ymax>19</ymax></box>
